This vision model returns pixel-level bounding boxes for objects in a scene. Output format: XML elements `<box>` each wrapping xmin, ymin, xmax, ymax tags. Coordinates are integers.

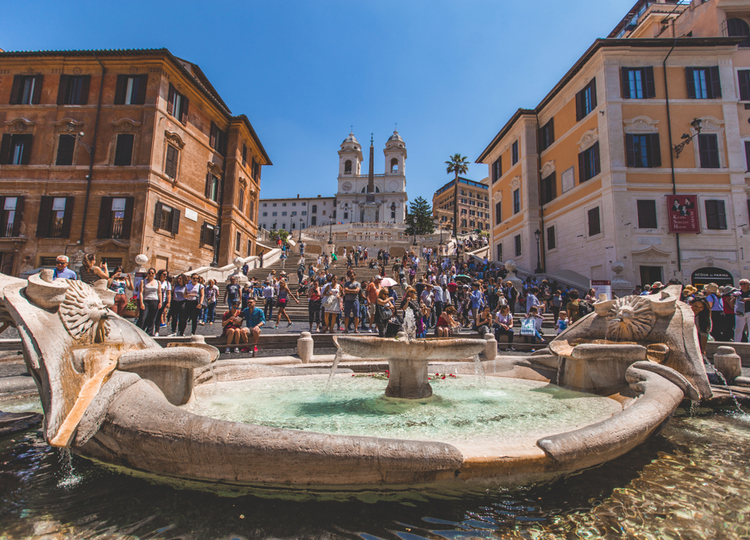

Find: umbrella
<box><xmin>380</xmin><ymin>277</ymin><xmax>398</xmax><ymax>287</ymax></box>
<box><xmin>454</xmin><ymin>274</ymin><xmax>472</xmax><ymax>284</ymax></box>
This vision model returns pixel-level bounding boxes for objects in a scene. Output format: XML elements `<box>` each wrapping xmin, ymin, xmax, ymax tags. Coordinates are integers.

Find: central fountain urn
<box><xmin>332</xmin><ymin>336</ymin><xmax>486</xmax><ymax>398</ymax></box>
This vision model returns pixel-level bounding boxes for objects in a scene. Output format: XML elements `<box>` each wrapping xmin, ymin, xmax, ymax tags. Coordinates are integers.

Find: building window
<box><xmin>739</xmin><ymin>70</ymin><xmax>750</xmax><ymax>101</ymax></box>
<box><xmin>114</xmin><ymin>134</ymin><xmax>134</xmax><ymax>166</ymax></box>
<box><xmin>0</xmin><ymin>134</ymin><xmax>32</xmax><ymax>165</ymax></box>
<box><xmin>200</xmin><ymin>222</ymin><xmax>216</xmax><ymax>247</ymax></box>
<box><xmin>262</xmin><ymin>203</ymin><xmax>267</xmax><ymax>207</ymax></box>
<box><xmin>312</xmin><ymin>205</ymin><xmax>317</xmax><ymax>213</ymax></box>
<box><xmin>495</xmin><ymin>201</ymin><xmax>502</xmax><ymax>223</ymax></box>
<box><xmin>282</xmin><ymin>212</ymin><xmax>287</xmax><ymax>216</ymax></box>
<box><xmin>343</xmin><ymin>212</ymin><xmax>349</xmax><ymax>219</ymax></box>
<box><xmin>37</xmin><ymin>196</ymin><xmax>73</xmax><ymax>238</ymax></box>
<box><xmin>235</xmin><ymin>231</ymin><xmax>241</xmax><ymax>252</ymax></box>
<box><xmin>165</xmin><ymin>144</ymin><xmax>179</xmax><ymax>179</ymax></box>
<box><xmin>272</xmin><ymin>203</ymin><xmax>277</xmax><ymax>207</ymax></box>
<box><xmin>698</xmin><ymin>134</ymin><xmax>720</xmax><ymax>168</ymax></box>
<box><xmin>251</xmin><ymin>157</ymin><xmax>260</xmax><ymax>180</ymax></box>
<box><xmin>547</xmin><ymin>225</ymin><xmax>556</xmax><ymax>250</ymax></box>
<box><xmin>727</xmin><ymin>18</ymin><xmax>750</xmax><ymax>48</ymax></box>
<box><xmin>97</xmin><ymin>196</ymin><xmax>133</xmax><ymax>239</ymax></box>
<box><xmin>513</xmin><ymin>188</ymin><xmax>520</xmax><ymax>214</ymax></box>
<box><xmin>301</xmin><ymin>211</ymin><xmax>306</xmax><ymax>215</ymax></box>
<box><xmin>291</xmin><ymin>211</ymin><xmax>297</xmax><ymax>216</ymax></box>
<box><xmin>496</xmin><ymin>243</ymin><xmax>503</xmax><ymax>262</ymax></box>
<box><xmin>626</xmin><ymin>134</ymin><xmax>661</xmax><ymax>168</ymax></box>
<box><xmin>539</xmin><ymin>119</ymin><xmax>554</xmax><ymax>151</ymax></box>
<box><xmin>262</xmin><ymin>212</ymin><xmax>268</xmax><ymax>217</ymax></box>
<box><xmin>512</xmin><ymin>140</ymin><xmax>519</xmax><ymax>165</ymax></box>
<box><xmin>541</xmin><ymin>172</ymin><xmax>556</xmax><ymax>205</ymax></box>
<box><xmin>576</xmin><ymin>79</ymin><xmax>597</xmax><ymax>121</ymax></box>
<box><xmin>242</xmin><ymin>144</ymin><xmax>248</xmax><ymax>166</ymax></box>
<box><xmin>302</xmin><ymin>202</ymin><xmax>306</xmax><ymax>206</ymax></box>
<box><xmin>57</xmin><ymin>75</ymin><xmax>90</xmax><ymax>105</ymax></box>
<box><xmin>311</xmin><ymin>216</ymin><xmax>317</xmax><ymax>226</ymax></box>
<box><xmin>210</xmin><ymin>122</ymin><xmax>227</xmax><ymax>155</ymax></box>
<box><xmin>705</xmin><ymin>200</ymin><xmax>727</xmax><ymax>230</ymax></box>
<box><xmin>153</xmin><ymin>201</ymin><xmax>180</xmax><ymax>234</ymax></box>
<box><xmin>492</xmin><ymin>157</ymin><xmax>502</xmax><ymax>183</ymax></box>
<box><xmin>636</xmin><ymin>200</ymin><xmax>658</xmax><ymax>229</ymax></box>
<box><xmin>272</xmin><ymin>212</ymin><xmax>277</xmax><ymax>216</ymax></box>
<box><xmin>247</xmin><ymin>239</ymin><xmax>253</xmax><ymax>256</ymax></box>
<box><xmin>114</xmin><ymin>74</ymin><xmax>147</xmax><ymax>105</ymax></box>
<box><xmin>10</xmin><ymin>74</ymin><xmax>43</xmax><ymax>105</ymax></box>
<box><xmin>205</xmin><ymin>174</ymin><xmax>220</xmax><ymax>202</ymax></box>
<box><xmin>0</xmin><ymin>196</ymin><xmax>23</xmax><ymax>238</ymax></box>
<box><xmin>588</xmin><ymin>207</ymin><xmax>601</xmax><ymax>236</ymax></box>
<box><xmin>578</xmin><ymin>142</ymin><xmax>600</xmax><ymax>183</ymax></box>
<box><xmin>238</xmin><ymin>188</ymin><xmax>245</xmax><ymax>212</ymax></box>
<box><xmin>514</xmin><ymin>234</ymin><xmax>521</xmax><ymax>257</ymax></box>
<box><xmin>621</xmin><ymin>67</ymin><xmax>655</xmax><ymax>99</ymax></box>
<box><xmin>282</xmin><ymin>203</ymin><xmax>286</xmax><ymax>207</ymax></box>
<box><xmin>167</xmin><ymin>84</ymin><xmax>189</xmax><ymax>123</ymax></box>
<box><xmin>686</xmin><ymin>67</ymin><xmax>721</xmax><ymax>99</ymax></box>
<box><xmin>56</xmin><ymin>134</ymin><xmax>76</xmax><ymax>166</ymax></box>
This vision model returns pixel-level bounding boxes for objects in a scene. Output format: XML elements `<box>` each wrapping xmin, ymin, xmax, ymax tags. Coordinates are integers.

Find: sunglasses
<box><xmin>56</xmin><ymin>261</ymin><xmax>66</xmax><ymax>265</ymax></box>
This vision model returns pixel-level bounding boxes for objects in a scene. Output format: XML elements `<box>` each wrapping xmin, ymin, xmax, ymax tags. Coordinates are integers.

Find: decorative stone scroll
<box><xmin>624</xmin><ymin>115</ymin><xmax>659</xmax><ymax>134</ymax></box>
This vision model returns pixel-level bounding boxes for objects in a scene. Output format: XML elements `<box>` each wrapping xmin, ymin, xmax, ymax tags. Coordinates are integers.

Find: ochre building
<box><xmin>0</xmin><ymin>48</ymin><xmax>270</xmax><ymax>276</ymax></box>
<box><xmin>432</xmin><ymin>177</ymin><xmax>490</xmax><ymax>236</ymax></box>
<box><xmin>478</xmin><ymin>0</ymin><xmax>750</xmax><ymax>288</ymax></box>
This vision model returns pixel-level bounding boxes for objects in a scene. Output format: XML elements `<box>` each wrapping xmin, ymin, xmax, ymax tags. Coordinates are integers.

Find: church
<box><xmin>334</xmin><ymin>130</ymin><xmax>408</xmax><ymax>225</ymax></box>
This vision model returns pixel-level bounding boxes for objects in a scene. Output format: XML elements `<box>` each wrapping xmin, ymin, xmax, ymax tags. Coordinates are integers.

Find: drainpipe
<box><xmin>212</xmin><ymin>143</ymin><xmax>229</xmax><ymax>267</ymax></box>
<box><xmin>534</xmin><ymin>111</ymin><xmax>546</xmax><ymax>273</ymax></box>
<box><xmin>79</xmin><ymin>52</ymin><xmax>105</xmax><ymax>245</ymax></box>
<box><xmin>663</xmin><ymin>40</ymin><xmax>682</xmax><ymax>273</ymax></box>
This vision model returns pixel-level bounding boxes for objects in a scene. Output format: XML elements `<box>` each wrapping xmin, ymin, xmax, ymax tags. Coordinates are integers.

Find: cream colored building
<box><xmin>478</xmin><ymin>0</ymin><xmax>750</xmax><ymax>288</ymax></box>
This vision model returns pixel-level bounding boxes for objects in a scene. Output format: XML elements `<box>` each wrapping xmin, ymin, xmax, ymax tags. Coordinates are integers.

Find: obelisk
<box><xmin>362</xmin><ymin>134</ymin><xmax>379</xmax><ymax>222</ymax></box>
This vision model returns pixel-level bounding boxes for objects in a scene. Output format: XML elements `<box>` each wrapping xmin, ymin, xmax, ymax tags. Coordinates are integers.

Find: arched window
<box><xmin>390</xmin><ymin>158</ymin><xmax>399</xmax><ymax>173</ymax></box>
<box><xmin>727</xmin><ymin>18</ymin><xmax>750</xmax><ymax>47</ymax></box>
<box><xmin>282</xmin><ymin>223</ymin><xmax>286</xmax><ymax>230</ymax></box>
<box><xmin>344</xmin><ymin>160</ymin><xmax>352</xmax><ymax>174</ymax></box>
<box><xmin>312</xmin><ymin>204</ymin><xmax>317</xmax><ymax>213</ymax></box>
<box><xmin>360</xmin><ymin>186</ymin><xmax>381</xmax><ymax>193</ymax></box>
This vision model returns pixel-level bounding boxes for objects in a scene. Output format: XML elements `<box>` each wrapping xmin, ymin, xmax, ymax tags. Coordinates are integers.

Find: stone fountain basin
<box><xmin>73</xmin><ymin>359</ymin><xmax>687</xmax><ymax>491</ymax></box>
<box><xmin>332</xmin><ymin>335</ymin><xmax>487</xmax><ymax>360</ymax></box>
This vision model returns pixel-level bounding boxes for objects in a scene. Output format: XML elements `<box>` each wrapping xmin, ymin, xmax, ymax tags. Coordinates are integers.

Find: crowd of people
<box><xmin>45</xmin><ymin>250</ymin><xmax>750</xmax><ymax>359</ymax></box>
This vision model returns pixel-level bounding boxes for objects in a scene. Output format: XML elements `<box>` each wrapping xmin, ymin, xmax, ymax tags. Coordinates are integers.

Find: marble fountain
<box><xmin>0</xmin><ymin>271</ymin><xmax>711</xmax><ymax>492</ymax></box>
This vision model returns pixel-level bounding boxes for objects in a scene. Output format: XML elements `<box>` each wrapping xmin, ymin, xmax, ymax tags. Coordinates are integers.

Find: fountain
<box><xmin>0</xmin><ymin>271</ymin><xmax>716</xmax><ymax>491</ymax></box>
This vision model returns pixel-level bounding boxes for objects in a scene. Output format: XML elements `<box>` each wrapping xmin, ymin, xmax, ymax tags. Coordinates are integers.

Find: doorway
<box><xmin>0</xmin><ymin>253</ymin><xmax>15</xmax><ymax>276</ymax></box>
<box><xmin>639</xmin><ymin>266</ymin><xmax>663</xmax><ymax>287</ymax></box>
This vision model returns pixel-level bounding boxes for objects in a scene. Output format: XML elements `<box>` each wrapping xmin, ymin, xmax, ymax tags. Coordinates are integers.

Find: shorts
<box><xmin>367</xmin><ymin>302</ymin><xmax>377</xmax><ymax>318</ymax></box>
<box><xmin>278</xmin><ymin>298</ymin><xmax>287</xmax><ymax>307</ymax></box>
<box><xmin>344</xmin><ymin>300</ymin><xmax>360</xmax><ymax>319</ymax></box>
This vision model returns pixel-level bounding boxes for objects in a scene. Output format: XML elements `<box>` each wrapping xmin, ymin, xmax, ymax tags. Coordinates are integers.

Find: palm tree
<box><xmin>445</xmin><ymin>154</ymin><xmax>470</xmax><ymax>238</ymax></box>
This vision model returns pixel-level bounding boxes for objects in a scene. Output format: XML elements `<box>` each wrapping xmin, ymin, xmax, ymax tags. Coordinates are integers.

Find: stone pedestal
<box><xmin>362</xmin><ymin>202</ymin><xmax>379</xmax><ymax>223</ymax></box>
<box><xmin>483</xmin><ymin>332</ymin><xmax>497</xmax><ymax>360</ymax></box>
<box><xmin>386</xmin><ymin>357</ymin><xmax>432</xmax><ymax>399</ymax></box>
<box><xmin>713</xmin><ymin>346</ymin><xmax>741</xmax><ymax>383</ymax></box>
<box><xmin>297</xmin><ymin>332</ymin><xmax>314</xmax><ymax>363</ymax></box>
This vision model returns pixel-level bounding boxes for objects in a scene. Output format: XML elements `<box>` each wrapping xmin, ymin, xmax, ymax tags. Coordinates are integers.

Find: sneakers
<box><xmin>233</xmin><ymin>347</ymin><xmax>240</xmax><ymax>353</ymax></box>
<box><xmin>275</xmin><ymin>324</ymin><xmax>279</xmax><ymax>329</ymax></box>
<box><xmin>287</xmin><ymin>322</ymin><xmax>293</xmax><ymax>328</ymax></box>
<box><xmin>224</xmin><ymin>348</ymin><xmax>230</xmax><ymax>353</ymax></box>
<box><xmin>253</xmin><ymin>345</ymin><xmax>258</xmax><ymax>357</ymax></box>
<box><xmin>168</xmin><ymin>333</ymin><xmax>178</xmax><ymax>337</ymax></box>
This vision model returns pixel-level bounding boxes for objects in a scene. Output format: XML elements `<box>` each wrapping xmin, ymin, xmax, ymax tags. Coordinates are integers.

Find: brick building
<box><xmin>0</xmin><ymin>48</ymin><xmax>270</xmax><ymax>276</ymax></box>
<box><xmin>432</xmin><ymin>177</ymin><xmax>490</xmax><ymax>236</ymax></box>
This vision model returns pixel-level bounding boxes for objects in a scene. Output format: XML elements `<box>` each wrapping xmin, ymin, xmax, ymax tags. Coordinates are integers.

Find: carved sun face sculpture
<box><xmin>605</xmin><ymin>296</ymin><xmax>656</xmax><ymax>342</ymax></box>
<box><xmin>59</xmin><ymin>280</ymin><xmax>111</xmax><ymax>344</ymax></box>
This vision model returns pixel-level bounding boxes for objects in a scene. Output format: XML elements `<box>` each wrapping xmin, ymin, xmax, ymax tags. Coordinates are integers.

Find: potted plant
<box><xmin>122</xmin><ymin>299</ymin><xmax>138</xmax><ymax>319</ymax></box>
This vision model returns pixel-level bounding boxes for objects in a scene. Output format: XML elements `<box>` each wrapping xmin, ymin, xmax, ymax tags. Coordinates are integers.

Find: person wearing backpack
<box><xmin>567</xmin><ymin>289</ymin><xmax>583</xmax><ymax>323</ymax></box>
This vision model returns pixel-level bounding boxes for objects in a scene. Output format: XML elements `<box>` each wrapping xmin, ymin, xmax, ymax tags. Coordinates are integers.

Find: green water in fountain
<box><xmin>183</xmin><ymin>375</ymin><xmax>622</xmax><ymax>443</ymax></box>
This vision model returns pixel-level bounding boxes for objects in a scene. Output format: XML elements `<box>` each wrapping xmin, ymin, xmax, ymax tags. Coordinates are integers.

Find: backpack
<box><xmin>578</xmin><ymin>300</ymin><xmax>594</xmax><ymax>316</ymax></box>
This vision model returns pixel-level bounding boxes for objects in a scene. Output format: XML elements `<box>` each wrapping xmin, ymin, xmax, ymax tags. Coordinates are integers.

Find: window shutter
<box><xmin>137</xmin><ymin>74</ymin><xmax>148</xmax><ymax>104</ymax></box>
<box><xmin>0</xmin><ymin>134</ymin><xmax>11</xmax><ymax>164</ymax></box>
<box><xmin>205</xmin><ymin>173</ymin><xmax>212</xmax><ymax>198</ymax></box>
<box><xmin>60</xmin><ymin>197</ymin><xmax>75</xmax><ymax>238</ymax></box>
<box><xmin>180</xmin><ymin>96</ymin><xmax>189</xmax><ymax>124</ymax></box>
<box><xmin>11</xmin><ymin>196</ymin><xmax>24</xmax><ymax>237</ymax></box>
<box><xmin>167</xmin><ymin>84</ymin><xmax>175</xmax><ymax>116</ymax></box>
<box><xmin>739</xmin><ymin>70</ymin><xmax>750</xmax><ymax>101</ymax></box>
<box><xmin>210</xmin><ymin>123</ymin><xmax>217</xmax><ymax>149</ymax></box>
<box><xmin>121</xmin><ymin>197</ymin><xmax>134</xmax><ymax>239</ymax></box>
<box><xmin>20</xmin><ymin>134</ymin><xmax>33</xmax><ymax>165</ymax></box>
<box><xmin>9</xmin><ymin>75</ymin><xmax>22</xmax><ymax>104</ymax></box>
<box><xmin>200</xmin><ymin>222</ymin><xmax>207</xmax><ymax>246</ymax></box>
<box><xmin>644</xmin><ymin>67</ymin><xmax>656</xmax><ymax>98</ymax></box>
<box><xmin>745</xmin><ymin>141</ymin><xmax>750</xmax><ymax>172</ymax></box>
<box><xmin>575</xmin><ymin>89</ymin><xmax>583</xmax><ymax>121</ymax></box>
<box><xmin>165</xmin><ymin>145</ymin><xmax>178</xmax><ymax>178</ymax></box>
<box><xmin>171</xmin><ymin>208</ymin><xmax>181</xmax><ymax>235</ymax></box>
<box><xmin>592</xmin><ymin>142</ymin><xmax>600</xmax><ymax>176</ymax></box>
<box><xmin>56</xmin><ymin>134</ymin><xmax>76</xmax><ymax>165</ymax></box>
<box><xmin>37</xmin><ymin>196</ymin><xmax>53</xmax><ymax>237</ymax></box>
<box><xmin>625</xmin><ymin>134</ymin><xmax>636</xmax><ymax>167</ymax></box>
<box><xmin>649</xmin><ymin>134</ymin><xmax>661</xmax><ymax>167</ymax></box>
<box><xmin>685</xmin><ymin>68</ymin><xmax>696</xmax><ymax>99</ymax></box>
<box><xmin>709</xmin><ymin>66</ymin><xmax>722</xmax><ymax>98</ymax></box>
<box><xmin>97</xmin><ymin>196</ymin><xmax>113</xmax><ymax>239</ymax></box>
<box><xmin>114</xmin><ymin>74</ymin><xmax>127</xmax><ymax>104</ymax></box>
<box><xmin>578</xmin><ymin>151</ymin><xmax>585</xmax><ymax>183</ymax></box>
<box><xmin>57</xmin><ymin>74</ymin><xmax>68</xmax><ymax>105</ymax></box>
<box><xmin>590</xmin><ymin>78</ymin><xmax>597</xmax><ymax>110</ymax></box>
<box><xmin>114</xmin><ymin>134</ymin><xmax>134</xmax><ymax>166</ymax></box>
<box><xmin>79</xmin><ymin>75</ymin><xmax>91</xmax><ymax>105</ymax></box>
<box><xmin>621</xmin><ymin>68</ymin><xmax>630</xmax><ymax>99</ymax></box>
<box><xmin>32</xmin><ymin>75</ymin><xmax>43</xmax><ymax>104</ymax></box>
<box><xmin>154</xmin><ymin>201</ymin><xmax>163</xmax><ymax>230</ymax></box>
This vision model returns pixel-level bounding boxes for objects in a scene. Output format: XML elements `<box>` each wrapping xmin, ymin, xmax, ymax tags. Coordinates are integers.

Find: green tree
<box><xmin>405</xmin><ymin>197</ymin><xmax>436</xmax><ymax>236</ymax></box>
<box><xmin>269</xmin><ymin>229</ymin><xmax>290</xmax><ymax>243</ymax></box>
<box><xmin>445</xmin><ymin>153</ymin><xmax>470</xmax><ymax>238</ymax></box>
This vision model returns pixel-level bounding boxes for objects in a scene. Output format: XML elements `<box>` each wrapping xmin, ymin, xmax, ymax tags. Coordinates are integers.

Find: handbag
<box><xmin>377</xmin><ymin>304</ymin><xmax>393</xmax><ymax>321</ymax></box>
<box><xmin>520</xmin><ymin>318</ymin><xmax>537</xmax><ymax>336</ymax></box>
<box><xmin>323</xmin><ymin>294</ymin><xmax>338</xmax><ymax>309</ymax></box>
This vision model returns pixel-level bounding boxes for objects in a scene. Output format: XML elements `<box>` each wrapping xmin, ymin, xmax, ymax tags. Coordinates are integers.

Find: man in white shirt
<box><xmin>262</xmin><ymin>281</ymin><xmax>275</xmax><ymax>321</ymax></box>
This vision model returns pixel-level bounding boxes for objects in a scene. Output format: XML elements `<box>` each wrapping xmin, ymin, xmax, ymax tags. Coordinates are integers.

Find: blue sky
<box><xmin>3</xmin><ymin>0</ymin><xmax>635</xmax><ymax>200</ymax></box>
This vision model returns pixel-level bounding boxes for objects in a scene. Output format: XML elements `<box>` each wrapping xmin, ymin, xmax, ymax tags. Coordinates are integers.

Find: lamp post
<box><xmin>299</xmin><ymin>218</ymin><xmax>304</xmax><ymax>239</ymax></box>
<box><xmin>673</xmin><ymin>118</ymin><xmax>703</xmax><ymax>159</ymax></box>
<box><xmin>534</xmin><ymin>229</ymin><xmax>543</xmax><ymax>274</ymax></box>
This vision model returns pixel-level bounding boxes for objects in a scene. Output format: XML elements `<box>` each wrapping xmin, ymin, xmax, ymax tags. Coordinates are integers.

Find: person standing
<box><xmin>53</xmin><ymin>255</ymin><xmax>78</xmax><ymax>280</ymax></box>
<box><xmin>168</xmin><ymin>275</ymin><xmax>186</xmax><ymax>336</ymax></box>
<box><xmin>704</xmin><ymin>283</ymin><xmax>725</xmax><ymax>342</ymax></box>
<box><xmin>322</xmin><ymin>275</ymin><xmax>342</xmax><ymax>333</ymax></box>
<box><xmin>108</xmin><ymin>266</ymin><xmax>133</xmax><ymax>316</ymax></box>
<box><xmin>366</xmin><ymin>275</ymin><xmax>383</xmax><ymax>332</ymax></box>
<box><xmin>262</xmin><ymin>280</ymin><xmax>275</xmax><ymax>321</ymax></box>
<box><xmin>79</xmin><ymin>254</ymin><xmax>109</xmax><ymax>285</ymax></box>
<box><xmin>275</xmin><ymin>278</ymin><xmax>299</xmax><ymax>329</ymax></box>
<box><xmin>138</xmin><ymin>268</ymin><xmax>162</xmax><ymax>336</ymax></box>
<box><xmin>179</xmin><ymin>274</ymin><xmax>204</xmax><ymax>337</ymax></box>
<box><xmin>224</xmin><ymin>276</ymin><xmax>241</xmax><ymax>308</ymax></box>
<box><xmin>308</xmin><ymin>280</ymin><xmax>322</xmax><ymax>332</ymax></box>
<box><xmin>203</xmin><ymin>279</ymin><xmax>219</xmax><ymax>324</ymax></box>
<box><xmin>734</xmin><ymin>279</ymin><xmax>750</xmax><ymax>342</ymax></box>
<box><xmin>343</xmin><ymin>271</ymin><xmax>361</xmax><ymax>333</ymax></box>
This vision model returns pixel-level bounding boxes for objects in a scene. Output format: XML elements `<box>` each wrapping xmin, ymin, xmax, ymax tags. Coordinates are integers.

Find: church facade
<box><xmin>334</xmin><ymin>131</ymin><xmax>408</xmax><ymax>225</ymax></box>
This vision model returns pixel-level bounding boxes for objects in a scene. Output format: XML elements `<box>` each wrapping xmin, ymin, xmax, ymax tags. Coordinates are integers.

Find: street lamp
<box><xmin>673</xmin><ymin>118</ymin><xmax>703</xmax><ymax>159</ymax></box>
<box><xmin>299</xmin><ymin>218</ymin><xmax>304</xmax><ymax>239</ymax></box>
<box><xmin>534</xmin><ymin>229</ymin><xmax>543</xmax><ymax>274</ymax></box>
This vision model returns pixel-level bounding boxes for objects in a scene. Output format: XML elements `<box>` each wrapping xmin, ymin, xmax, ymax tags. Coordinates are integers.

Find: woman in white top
<box><xmin>155</xmin><ymin>270</ymin><xmax>171</xmax><ymax>331</ymax></box>
<box><xmin>322</xmin><ymin>276</ymin><xmax>342</xmax><ymax>333</ymax></box>
<box><xmin>179</xmin><ymin>274</ymin><xmax>205</xmax><ymax>336</ymax></box>
<box><xmin>494</xmin><ymin>304</ymin><xmax>514</xmax><ymax>351</ymax></box>
<box><xmin>138</xmin><ymin>268</ymin><xmax>162</xmax><ymax>336</ymax></box>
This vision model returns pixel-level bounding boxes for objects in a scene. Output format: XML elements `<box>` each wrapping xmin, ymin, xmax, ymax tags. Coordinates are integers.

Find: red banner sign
<box><xmin>667</xmin><ymin>194</ymin><xmax>700</xmax><ymax>233</ymax></box>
